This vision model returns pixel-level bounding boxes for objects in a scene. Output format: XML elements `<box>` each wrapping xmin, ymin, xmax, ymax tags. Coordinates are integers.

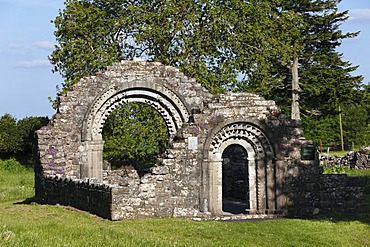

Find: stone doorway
<box><xmin>222</xmin><ymin>144</ymin><xmax>249</xmax><ymax>214</ymax></box>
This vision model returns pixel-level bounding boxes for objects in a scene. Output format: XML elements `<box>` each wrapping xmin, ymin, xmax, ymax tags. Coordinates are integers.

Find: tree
<box><xmin>17</xmin><ymin>116</ymin><xmax>49</xmax><ymax>157</ymax></box>
<box><xmin>50</xmin><ymin>0</ymin><xmax>364</xmax><ymax>154</ymax></box>
<box><xmin>50</xmin><ymin>0</ymin><xmax>283</xmax><ymax>166</ymax></box>
<box><xmin>234</xmin><ymin>0</ymin><xmax>364</xmax><ymax>147</ymax></box>
<box><xmin>50</xmin><ymin>0</ymin><xmax>286</xmax><ymax>94</ymax></box>
<box><xmin>0</xmin><ymin>114</ymin><xmax>21</xmax><ymax>157</ymax></box>
<box><xmin>0</xmin><ymin>114</ymin><xmax>49</xmax><ymax>164</ymax></box>
<box><xmin>243</xmin><ymin>0</ymin><xmax>363</xmax><ymax>122</ymax></box>
<box><xmin>50</xmin><ymin>0</ymin><xmax>123</xmax><ymax>91</ymax></box>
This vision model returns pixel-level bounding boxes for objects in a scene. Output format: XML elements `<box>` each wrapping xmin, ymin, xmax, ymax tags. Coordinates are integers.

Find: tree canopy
<box><xmin>0</xmin><ymin>114</ymin><xmax>49</xmax><ymax>165</ymax></box>
<box><xmin>50</xmin><ymin>0</ymin><xmax>366</xmax><ymax>154</ymax></box>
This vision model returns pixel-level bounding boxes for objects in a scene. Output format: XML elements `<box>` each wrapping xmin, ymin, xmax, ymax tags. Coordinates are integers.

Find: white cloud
<box><xmin>8</xmin><ymin>43</ymin><xmax>22</xmax><ymax>49</ymax></box>
<box><xmin>15</xmin><ymin>59</ymin><xmax>51</xmax><ymax>68</ymax></box>
<box><xmin>34</xmin><ymin>40</ymin><xmax>55</xmax><ymax>50</ymax></box>
<box><xmin>349</xmin><ymin>9</ymin><xmax>370</xmax><ymax>21</ymax></box>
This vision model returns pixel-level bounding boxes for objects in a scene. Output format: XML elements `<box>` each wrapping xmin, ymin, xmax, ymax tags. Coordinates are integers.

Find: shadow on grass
<box><xmin>298</xmin><ymin>213</ymin><xmax>370</xmax><ymax>226</ymax></box>
<box><xmin>13</xmin><ymin>196</ymin><xmax>370</xmax><ymax>227</ymax></box>
<box><xmin>13</xmin><ymin>197</ymin><xmax>38</xmax><ymax>205</ymax></box>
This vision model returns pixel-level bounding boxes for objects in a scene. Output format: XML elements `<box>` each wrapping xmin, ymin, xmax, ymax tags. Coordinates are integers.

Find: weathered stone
<box><xmin>35</xmin><ymin>60</ymin><xmax>368</xmax><ymax>220</ymax></box>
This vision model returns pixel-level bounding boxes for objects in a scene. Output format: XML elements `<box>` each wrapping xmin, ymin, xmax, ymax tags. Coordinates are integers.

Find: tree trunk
<box><xmin>291</xmin><ymin>57</ymin><xmax>300</xmax><ymax>122</ymax></box>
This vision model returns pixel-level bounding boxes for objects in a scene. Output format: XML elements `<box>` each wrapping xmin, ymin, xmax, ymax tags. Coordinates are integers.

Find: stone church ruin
<box><xmin>35</xmin><ymin>60</ymin><xmax>368</xmax><ymax>220</ymax></box>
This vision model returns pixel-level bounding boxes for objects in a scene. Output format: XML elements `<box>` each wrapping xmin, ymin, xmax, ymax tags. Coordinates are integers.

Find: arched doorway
<box><xmin>205</xmin><ymin>122</ymin><xmax>275</xmax><ymax>216</ymax></box>
<box><xmin>222</xmin><ymin>144</ymin><xmax>249</xmax><ymax>214</ymax></box>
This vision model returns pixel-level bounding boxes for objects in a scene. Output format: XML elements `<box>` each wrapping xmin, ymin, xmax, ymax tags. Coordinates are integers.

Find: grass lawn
<box><xmin>1</xmin><ymin>168</ymin><xmax>369</xmax><ymax>246</ymax></box>
<box><xmin>321</xmin><ymin>150</ymin><xmax>350</xmax><ymax>157</ymax></box>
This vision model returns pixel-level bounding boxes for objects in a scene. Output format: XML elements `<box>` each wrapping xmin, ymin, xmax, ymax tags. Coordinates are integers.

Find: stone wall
<box><xmin>35</xmin><ymin>175</ymin><xmax>112</xmax><ymax>219</ymax></box>
<box><xmin>287</xmin><ymin>172</ymin><xmax>369</xmax><ymax>217</ymax></box>
<box><xmin>34</xmin><ymin>60</ymin><xmax>368</xmax><ymax>220</ymax></box>
<box><xmin>320</xmin><ymin>152</ymin><xmax>370</xmax><ymax>170</ymax></box>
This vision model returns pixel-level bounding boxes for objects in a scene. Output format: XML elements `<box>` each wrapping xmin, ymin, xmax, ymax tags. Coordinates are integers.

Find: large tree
<box><xmin>50</xmin><ymin>0</ymin><xmax>288</xmax><ymax>93</ymax></box>
<box><xmin>235</xmin><ymin>0</ymin><xmax>364</xmax><ymax>148</ymax></box>
<box><xmin>239</xmin><ymin>0</ymin><xmax>363</xmax><ymax>121</ymax></box>
<box><xmin>50</xmin><ymin>0</ymin><xmax>363</xmax><ymax>154</ymax></box>
<box><xmin>50</xmin><ymin>0</ymin><xmax>282</xmax><ymax>166</ymax></box>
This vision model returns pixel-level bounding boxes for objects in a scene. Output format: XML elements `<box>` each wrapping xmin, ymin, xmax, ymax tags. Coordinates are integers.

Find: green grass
<box><xmin>323</xmin><ymin>165</ymin><xmax>370</xmax><ymax>177</ymax></box>
<box><xmin>321</xmin><ymin>150</ymin><xmax>350</xmax><ymax>157</ymax></box>
<box><xmin>0</xmin><ymin>168</ymin><xmax>33</xmax><ymax>203</ymax></box>
<box><xmin>1</xmin><ymin>164</ymin><xmax>370</xmax><ymax>246</ymax></box>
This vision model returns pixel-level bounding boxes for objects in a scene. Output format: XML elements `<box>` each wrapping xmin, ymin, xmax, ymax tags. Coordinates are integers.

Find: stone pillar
<box><xmin>257</xmin><ymin>158</ymin><xmax>267</xmax><ymax>213</ymax></box>
<box><xmin>208</xmin><ymin>154</ymin><xmax>223</xmax><ymax>215</ymax></box>
<box><xmin>200</xmin><ymin>159</ymin><xmax>210</xmax><ymax>213</ymax></box>
<box><xmin>248</xmin><ymin>158</ymin><xmax>257</xmax><ymax>214</ymax></box>
<box><xmin>83</xmin><ymin>140</ymin><xmax>105</xmax><ymax>181</ymax></box>
<box><xmin>275</xmin><ymin>159</ymin><xmax>286</xmax><ymax>213</ymax></box>
<box><xmin>266</xmin><ymin>159</ymin><xmax>276</xmax><ymax>213</ymax></box>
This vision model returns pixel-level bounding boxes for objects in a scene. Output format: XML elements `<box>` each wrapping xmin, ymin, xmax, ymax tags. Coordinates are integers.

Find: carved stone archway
<box><xmin>80</xmin><ymin>81</ymin><xmax>191</xmax><ymax>180</ymax></box>
<box><xmin>204</xmin><ymin>122</ymin><xmax>276</xmax><ymax>215</ymax></box>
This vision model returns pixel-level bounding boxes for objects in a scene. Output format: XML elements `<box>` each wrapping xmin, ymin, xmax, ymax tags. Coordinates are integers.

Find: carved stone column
<box><xmin>248</xmin><ymin>158</ymin><xmax>258</xmax><ymax>214</ymax></box>
<box><xmin>257</xmin><ymin>158</ymin><xmax>267</xmax><ymax>213</ymax></box>
<box><xmin>266</xmin><ymin>158</ymin><xmax>276</xmax><ymax>213</ymax></box>
<box><xmin>83</xmin><ymin>140</ymin><xmax>105</xmax><ymax>181</ymax></box>
<box><xmin>208</xmin><ymin>154</ymin><xmax>223</xmax><ymax>215</ymax></box>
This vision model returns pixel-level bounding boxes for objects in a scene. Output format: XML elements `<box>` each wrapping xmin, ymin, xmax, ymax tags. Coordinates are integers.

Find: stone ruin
<box><xmin>35</xmin><ymin>60</ymin><xmax>369</xmax><ymax>220</ymax></box>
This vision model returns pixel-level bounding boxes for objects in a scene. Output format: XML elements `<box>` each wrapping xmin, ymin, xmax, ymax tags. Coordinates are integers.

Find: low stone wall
<box><xmin>35</xmin><ymin>175</ymin><xmax>112</xmax><ymax>219</ymax></box>
<box><xmin>35</xmin><ymin>165</ymin><xmax>369</xmax><ymax>220</ymax></box>
<box><xmin>320</xmin><ymin>152</ymin><xmax>370</xmax><ymax>170</ymax></box>
<box><xmin>289</xmin><ymin>172</ymin><xmax>369</xmax><ymax>217</ymax></box>
<box><xmin>317</xmin><ymin>175</ymin><xmax>368</xmax><ymax>214</ymax></box>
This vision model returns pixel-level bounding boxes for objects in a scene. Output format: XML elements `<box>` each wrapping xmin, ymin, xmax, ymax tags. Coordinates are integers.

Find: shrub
<box><xmin>0</xmin><ymin>158</ymin><xmax>27</xmax><ymax>173</ymax></box>
<box><xmin>322</xmin><ymin>165</ymin><xmax>347</xmax><ymax>174</ymax></box>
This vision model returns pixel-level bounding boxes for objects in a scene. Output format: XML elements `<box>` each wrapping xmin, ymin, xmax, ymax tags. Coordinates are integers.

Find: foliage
<box><xmin>0</xmin><ymin>114</ymin><xmax>22</xmax><ymax>156</ymax></box>
<box><xmin>342</xmin><ymin>104</ymin><xmax>370</xmax><ymax>147</ymax></box>
<box><xmin>304</xmin><ymin>102</ymin><xmax>370</xmax><ymax>149</ymax></box>
<box><xmin>0</xmin><ymin>158</ymin><xmax>26</xmax><ymax>173</ymax></box>
<box><xmin>50</xmin><ymin>0</ymin><xmax>280</xmax><ymax>94</ymax></box>
<box><xmin>322</xmin><ymin>165</ymin><xmax>370</xmax><ymax>177</ymax></box>
<box><xmin>235</xmin><ymin>0</ymin><xmax>364</xmax><ymax>136</ymax></box>
<box><xmin>0</xmin><ymin>114</ymin><xmax>49</xmax><ymax>165</ymax></box>
<box><xmin>102</xmin><ymin>103</ymin><xmax>168</xmax><ymax>168</ymax></box>
<box><xmin>304</xmin><ymin>114</ymin><xmax>340</xmax><ymax>147</ymax></box>
<box><xmin>50</xmin><ymin>0</ymin><xmax>366</xmax><ymax>160</ymax></box>
<box><xmin>268</xmin><ymin>1</ymin><xmax>361</xmax><ymax>118</ymax></box>
<box><xmin>50</xmin><ymin>0</ymin><xmax>123</xmax><ymax>90</ymax></box>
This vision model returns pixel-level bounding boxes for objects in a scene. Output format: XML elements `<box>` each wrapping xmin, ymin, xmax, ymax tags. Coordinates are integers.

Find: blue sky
<box><xmin>0</xmin><ymin>0</ymin><xmax>369</xmax><ymax>119</ymax></box>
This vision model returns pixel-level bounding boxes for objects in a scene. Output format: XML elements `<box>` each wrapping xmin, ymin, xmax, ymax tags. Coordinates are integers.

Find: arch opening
<box><xmin>81</xmin><ymin>84</ymin><xmax>190</xmax><ymax>181</ymax></box>
<box><xmin>222</xmin><ymin>144</ymin><xmax>249</xmax><ymax>214</ymax></box>
<box><xmin>101</xmin><ymin>102</ymin><xmax>168</xmax><ymax>176</ymax></box>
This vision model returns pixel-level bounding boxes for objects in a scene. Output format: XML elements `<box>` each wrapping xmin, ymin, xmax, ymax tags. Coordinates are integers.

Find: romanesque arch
<box><xmin>204</xmin><ymin>122</ymin><xmax>276</xmax><ymax>215</ymax></box>
<box><xmin>82</xmin><ymin>81</ymin><xmax>190</xmax><ymax>142</ymax></box>
<box><xmin>79</xmin><ymin>80</ymin><xmax>191</xmax><ymax>180</ymax></box>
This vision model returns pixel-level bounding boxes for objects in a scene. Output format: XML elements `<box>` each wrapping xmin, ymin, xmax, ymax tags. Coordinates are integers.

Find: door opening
<box><xmin>222</xmin><ymin>144</ymin><xmax>249</xmax><ymax>214</ymax></box>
